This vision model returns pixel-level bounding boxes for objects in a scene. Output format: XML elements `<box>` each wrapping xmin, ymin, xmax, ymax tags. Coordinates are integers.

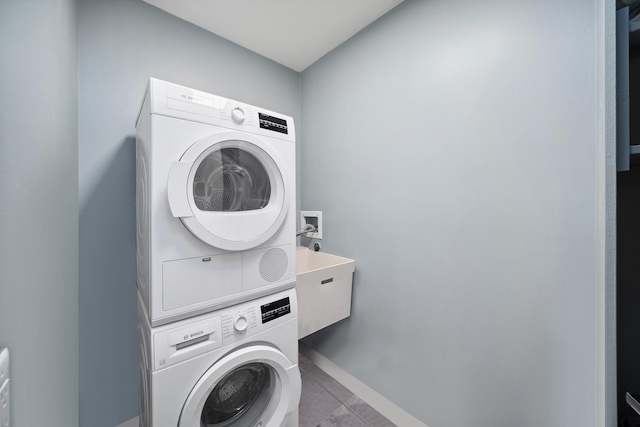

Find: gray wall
<box><xmin>77</xmin><ymin>0</ymin><xmax>300</xmax><ymax>426</ymax></box>
<box><xmin>301</xmin><ymin>0</ymin><xmax>609</xmax><ymax>426</ymax></box>
<box><xmin>0</xmin><ymin>0</ymin><xmax>614</xmax><ymax>425</ymax></box>
<box><xmin>0</xmin><ymin>1</ymin><xmax>79</xmax><ymax>427</ymax></box>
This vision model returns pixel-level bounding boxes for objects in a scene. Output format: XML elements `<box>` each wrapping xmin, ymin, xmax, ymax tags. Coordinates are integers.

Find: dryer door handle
<box><xmin>168</xmin><ymin>161</ymin><xmax>193</xmax><ymax>218</ymax></box>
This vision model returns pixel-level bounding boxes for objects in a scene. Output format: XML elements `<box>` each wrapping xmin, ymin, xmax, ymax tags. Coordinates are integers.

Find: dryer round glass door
<box><xmin>167</xmin><ymin>131</ymin><xmax>291</xmax><ymax>251</ymax></box>
<box><xmin>193</xmin><ymin>149</ymin><xmax>271</xmax><ymax>213</ymax></box>
<box><xmin>178</xmin><ymin>345</ymin><xmax>301</xmax><ymax>427</ymax></box>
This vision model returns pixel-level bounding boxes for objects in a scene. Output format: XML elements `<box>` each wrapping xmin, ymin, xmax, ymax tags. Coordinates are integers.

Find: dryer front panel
<box><xmin>178</xmin><ymin>346</ymin><xmax>301</xmax><ymax>427</ymax></box>
<box><xmin>168</xmin><ymin>132</ymin><xmax>290</xmax><ymax>252</ymax></box>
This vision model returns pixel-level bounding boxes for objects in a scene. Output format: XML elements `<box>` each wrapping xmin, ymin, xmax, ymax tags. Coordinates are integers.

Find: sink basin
<box><xmin>296</xmin><ymin>247</ymin><xmax>355</xmax><ymax>339</ymax></box>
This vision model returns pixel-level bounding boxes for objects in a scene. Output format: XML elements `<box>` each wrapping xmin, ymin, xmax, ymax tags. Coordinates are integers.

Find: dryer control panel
<box><xmin>258</xmin><ymin>113</ymin><xmax>289</xmax><ymax>135</ymax></box>
<box><xmin>142</xmin><ymin>78</ymin><xmax>295</xmax><ymax>143</ymax></box>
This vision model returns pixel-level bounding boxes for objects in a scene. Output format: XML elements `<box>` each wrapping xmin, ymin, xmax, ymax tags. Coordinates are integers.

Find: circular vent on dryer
<box><xmin>259</xmin><ymin>248</ymin><xmax>288</xmax><ymax>282</ymax></box>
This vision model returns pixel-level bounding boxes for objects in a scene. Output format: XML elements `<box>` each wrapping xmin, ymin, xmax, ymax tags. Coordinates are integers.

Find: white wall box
<box><xmin>300</xmin><ymin>211</ymin><xmax>322</xmax><ymax>239</ymax></box>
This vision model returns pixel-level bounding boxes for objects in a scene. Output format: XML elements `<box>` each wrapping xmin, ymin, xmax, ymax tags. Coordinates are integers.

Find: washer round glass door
<box><xmin>168</xmin><ymin>132</ymin><xmax>290</xmax><ymax>251</ymax></box>
<box><xmin>178</xmin><ymin>346</ymin><xmax>301</xmax><ymax>427</ymax></box>
<box><xmin>201</xmin><ymin>362</ymin><xmax>272</xmax><ymax>426</ymax></box>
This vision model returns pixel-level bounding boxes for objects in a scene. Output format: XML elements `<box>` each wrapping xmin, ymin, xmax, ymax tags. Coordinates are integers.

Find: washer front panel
<box><xmin>145</xmin><ymin>289</ymin><xmax>300</xmax><ymax>427</ymax></box>
<box><xmin>178</xmin><ymin>346</ymin><xmax>300</xmax><ymax>427</ymax></box>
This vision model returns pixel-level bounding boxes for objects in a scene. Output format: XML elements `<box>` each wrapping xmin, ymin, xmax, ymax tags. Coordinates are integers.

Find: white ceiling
<box><xmin>143</xmin><ymin>0</ymin><xmax>404</xmax><ymax>72</ymax></box>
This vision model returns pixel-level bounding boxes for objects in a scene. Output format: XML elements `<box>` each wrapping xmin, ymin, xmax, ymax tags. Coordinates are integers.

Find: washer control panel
<box><xmin>219</xmin><ymin>290</ymin><xmax>296</xmax><ymax>346</ymax></box>
<box><xmin>260</xmin><ymin>296</ymin><xmax>291</xmax><ymax>324</ymax></box>
<box><xmin>153</xmin><ymin>316</ymin><xmax>223</xmax><ymax>370</ymax></box>
<box><xmin>221</xmin><ymin>307</ymin><xmax>259</xmax><ymax>340</ymax></box>
<box><xmin>150</xmin><ymin>289</ymin><xmax>298</xmax><ymax>370</ymax></box>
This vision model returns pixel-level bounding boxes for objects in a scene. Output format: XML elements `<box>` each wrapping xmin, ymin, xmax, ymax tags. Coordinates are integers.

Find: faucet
<box><xmin>296</xmin><ymin>224</ymin><xmax>317</xmax><ymax>236</ymax></box>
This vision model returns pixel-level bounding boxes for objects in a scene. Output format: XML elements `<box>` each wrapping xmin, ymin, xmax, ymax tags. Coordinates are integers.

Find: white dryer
<box><xmin>136</xmin><ymin>79</ymin><xmax>296</xmax><ymax>326</ymax></box>
<box><xmin>138</xmin><ymin>289</ymin><xmax>301</xmax><ymax>427</ymax></box>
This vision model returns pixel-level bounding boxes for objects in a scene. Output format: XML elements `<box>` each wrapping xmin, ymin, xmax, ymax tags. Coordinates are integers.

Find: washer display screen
<box><xmin>260</xmin><ymin>297</ymin><xmax>290</xmax><ymax>324</ymax></box>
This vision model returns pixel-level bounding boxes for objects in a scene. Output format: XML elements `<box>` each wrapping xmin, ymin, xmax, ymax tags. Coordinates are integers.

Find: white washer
<box><xmin>136</xmin><ymin>79</ymin><xmax>296</xmax><ymax>326</ymax></box>
<box><xmin>138</xmin><ymin>289</ymin><xmax>301</xmax><ymax>427</ymax></box>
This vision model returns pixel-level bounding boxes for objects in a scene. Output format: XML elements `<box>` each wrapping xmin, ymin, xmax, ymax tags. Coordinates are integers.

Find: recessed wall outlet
<box><xmin>0</xmin><ymin>348</ymin><xmax>9</xmax><ymax>427</ymax></box>
<box><xmin>300</xmin><ymin>211</ymin><xmax>322</xmax><ymax>239</ymax></box>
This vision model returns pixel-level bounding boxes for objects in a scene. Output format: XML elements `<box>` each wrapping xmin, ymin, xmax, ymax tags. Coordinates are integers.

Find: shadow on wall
<box><xmin>79</xmin><ymin>136</ymin><xmax>139</xmax><ymax>427</ymax></box>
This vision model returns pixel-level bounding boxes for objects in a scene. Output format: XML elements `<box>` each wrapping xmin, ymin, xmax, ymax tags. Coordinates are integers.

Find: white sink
<box><xmin>296</xmin><ymin>247</ymin><xmax>355</xmax><ymax>339</ymax></box>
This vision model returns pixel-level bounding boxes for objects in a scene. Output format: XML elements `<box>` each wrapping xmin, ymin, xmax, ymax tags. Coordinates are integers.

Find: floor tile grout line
<box><xmin>305</xmin><ymin>364</ymin><xmax>355</xmax><ymax>404</ymax></box>
<box><xmin>302</xmin><ymin>353</ymin><xmax>383</xmax><ymax>427</ymax></box>
<box><xmin>345</xmin><ymin>402</ymin><xmax>375</xmax><ymax>427</ymax></box>
<box><xmin>299</xmin><ymin>346</ymin><xmax>409</xmax><ymax>427</ymax></box>
<box><xmin>300</xmin><ymin>370</ymin><xmax>345</xmax><ymax>427</ymax></box>
<box><xmin>347</xmin><ymin>404</ymin><xmax>376</xmax><ymax>427</ymax></box>
<box><xmin>317</xmin><ymin>403</ymin><xmax>372</xmax><ymax>427</ymax></box>
<box><xmin>314</xmin><ymin>375</ymin><xmax>353</xmax><ymax>404</ymax></box>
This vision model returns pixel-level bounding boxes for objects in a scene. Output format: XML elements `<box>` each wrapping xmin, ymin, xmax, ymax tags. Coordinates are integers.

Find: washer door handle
<box><xmin>285</xmin><ymin>363</ymin><xmax>302</xmax><ymax>412</ymax></box>
<box><xmin>168</xmin><ymin>161</ymin><xmax>193</xmax><ymax>218</ymax></box>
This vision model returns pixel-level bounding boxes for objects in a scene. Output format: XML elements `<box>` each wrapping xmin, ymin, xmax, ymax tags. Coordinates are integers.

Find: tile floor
<box><xmin>298</xmin><ymin>352</ymin><xmax>397</xmax><ymax>427</ymax></box>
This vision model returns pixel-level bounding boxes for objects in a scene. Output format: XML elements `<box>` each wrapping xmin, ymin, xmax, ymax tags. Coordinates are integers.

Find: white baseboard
<box><xmin>299</xmin><ymin>343</ymin><xmax>428</xmax><ymax>427</ymax></box>
<box><xmin>115</xmin><ymin>416</ymin><xmax>138</xmax><ymax>427</ymax></box>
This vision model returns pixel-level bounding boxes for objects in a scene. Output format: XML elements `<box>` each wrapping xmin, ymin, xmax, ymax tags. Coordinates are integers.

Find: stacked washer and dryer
<box><xmin>135</xmin><ymin>79</ymin><xmax>301</xmax><ymax>427</ymax></box>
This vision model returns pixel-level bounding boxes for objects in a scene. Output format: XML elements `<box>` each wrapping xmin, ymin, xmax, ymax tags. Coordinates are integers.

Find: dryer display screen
<box><xmin>259</xmin><ymin>113</ymin><xmax>288</xmax><ymax>135</ymax></box>
<box><xmin>260</xmin><ymin>297</ymin><xmax>290</xmax><ymax>323</ymax></box>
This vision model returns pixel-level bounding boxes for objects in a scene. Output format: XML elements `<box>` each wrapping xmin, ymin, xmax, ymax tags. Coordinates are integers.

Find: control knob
<box><xmin>231</xmin><ymin>107</ymin><xmax>245</xmax><ymax>123</ymax></box>
<box><xmin>234</xmin><ymin>315</ymin><xmax>248</xmax><ymax>333</ymax></box>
